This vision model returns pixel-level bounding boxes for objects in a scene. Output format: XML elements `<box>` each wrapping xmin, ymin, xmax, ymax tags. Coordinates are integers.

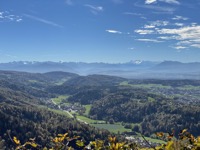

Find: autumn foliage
<box><xmin>3</xmin><ymin>129</ymin><xmax>200</xmax><ymax>150</ymax></box>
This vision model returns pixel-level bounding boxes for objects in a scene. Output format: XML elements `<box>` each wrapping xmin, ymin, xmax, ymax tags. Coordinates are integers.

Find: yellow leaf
<box><xmin>96</xmin><ymin>140</ymin><xmax>104</xmax><ymax>148</ymax></box>
<box><xmin>155</xmin><ymin>145</ymin><xmax>164</xmax><ymax>150</ymax></box>
<box><xmin>111</xmin><ymin>143</ymin><xmax>115</xmax><ymax>148</ymax></box>
<box><xmin>57</xmin><ymin>134</ymin><xmax>64</xmax><ymax>137</ymax></box>
<box><xmin>115</xmin><ymin>143</ymin><xmax>119</xmax><ymax>149</ymax></box>
<box><xmin>13</xmin><ymin>136</ymin><xmax>20</xmax><ymax>145</ymax></box>
<box><xmin>52</xmin><ymin>137</ymin><xmax>59</xmax><ymax>143</ymax></box>
<box><xmin>197</xmin><ymin>136</ymin><xmax>200</xmax><ymax>143</ymax></box>
<box><xmin>63</xmin><ymin>133</ymin><xmax>68</xmax><ymax>137</ymax></box>
<box><xmin>108</xmin><ymin>136</ymin><xmax>116</xmax><ymax>143</ymax></box>
<box><xmin>156</xmin><ymin>132</ymin><xmax>164</xmax><ymax>137</ymax></box>
<box><xmin>30</xmin><ymin>142</ymin><xmax>38</xmax><ymax>148</ymax></box>
<box><xmin>25</xmin><ymin>142</ymin><xmax>38</xmax><ymax>148</ymax></box>
<box><xmin>165</xmin><ymin>141</ymin><xmax>174</xmax><ymax>150</ymax></box>
<box><xmin>181</xmin><ymin>129</ymin><xmax>187</xmax><ymax>134</ymax></box>
<box><xmin>76</xmin><ymin>140</ymin><xmax>84</xmax><ymax>147</ymax></box>
<box><xmin>118</xmin><ymin>142</ymin><xmax>125</xmax><ymax>148</ymax></box>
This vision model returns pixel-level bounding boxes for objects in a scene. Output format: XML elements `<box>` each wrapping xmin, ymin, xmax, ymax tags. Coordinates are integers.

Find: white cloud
<box><xmin>135</xmin><ymin>2</ymin><xmax>175</xmax><ymax>13</ymax></box>
<box><xmin>145</xmin><ymin>0</ymin><xmax>157</xmax><ymax>4</ymax></box>
<box><xmin>143</xmin><ymin>21</ymin><xmax>169</xmax><ymax>30</ymax></box>
<box><xmin>158</xmin><ymin>36</ymin><xmax>178</xmax><ymax>40</ymax></box>
<box><xmin>135</xmin><ymin>17</ymin><xmax>200</xmax><ymax>49</ymax></box>
<box><xmin>157</xmin><ymin>26</ymin><xmax>200</xmax><ymax>40</ymax></box>
<box><xmin>172</xmin><ymin>46</ymin><xmax>187</xmax><ymax>49</ymax></box>
<box><xmin>84</xmin><ymin>4</ymin><xmax>103</xmax><ymax>14</ymax></box>
<box><xmin>157</xmin><ymin>25</ymin><xmax>200</xmax><ymax>48</ymax></box>
<box><xmin>159</xmin><ymin>0</ymin><xmax>180</xmax><ymax>5</ymax></box>
<box><xmin>177</xmin><ymin>41</ymin><xmax>192</xmax><ymax>45</ymax></box>
<box><xmin>23</xmin><ymin>14</ymin><xmax>63</xmax><ymax>28</ymax></box>
<box><xmin>135</xmin><ymin>29</ymin><xmax>154</xmax><ymax>34</ymax></box>
<box><xmin>144</xmin><ymin>25</ymin><xmax>156</xmax><ymax>29</ymax></box>
<box><xmin>0</xmin><ymin>11</ymin><xmax>22</xmax><ymax>22</ymax></box>
<box><xmin>136</xmin><ymin>38</ymin><xmax>163</xmax><ymax>42</ymax></box>
<box><xmin>172</xmin><ymin>15</ymin><xmax>188</xmax><ymax>21</ymax></box>
<box><xmin>152</xmin><ymin>20</ymin><xmax>169</xmax><ymax>26</ymax></box>
<box><xmin>106</xmin><ymin>30</ymin><xmax>122</xmax><ymax>34</ymax></box>
<box><xmin>191</xmin><ymin>44</ymin><xmax>200</xmax><ymax>48</ymax></box>
<box><xmin>174</xmin><ymin>23</ymin><xmax>184</xmax><ymax>26</ymax></box>
<box><xmin>123</xmin><ymin>12</ymin><xmax>142</xmax><ymax>16</ymax></box>
<box><xmin>145</xmin><ymin>0</ymin><xmax>180</xmax><ymax>5</ymax></box>
<box><xmin>191</xmin><ymin>23</ymin><xmax>197</xmax><ymax>26</ymax></box>
<box><xmin>16</xmin><ymin>18</ymin><xmax>22</xmax><ymax>22</ymax></box>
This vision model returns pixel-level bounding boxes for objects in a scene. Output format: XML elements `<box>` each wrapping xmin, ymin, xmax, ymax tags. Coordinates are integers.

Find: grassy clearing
<box><xmin>83</xmin><ymin>105</ymin><xmax>92</xmax><ymax>116</ymax></box>
<box><xmin>139</xmin><ymin>136</ymin><xmax>166</xmax><ymax>144</ymax></box>
<box><xmin>120</xmin><ymin>81</ymin><xmax>171</xmax><ymax>89</ymax></box>
<box><xmin>91</xmin><ymin>124</ymin><xmax>132</xmax><ymax>133</ymax></box>
<box><xmin>119</xmin><ymin>81</ymin><xmax>129</xmax><ymax>86</ymax></box>
<box><xmin>131</xmin><ymin>84</ymin><xmax>171</xmax><ymax>89</ymax></box>
<box><xmin>55</xmin><ymin>78</ymin><xmax>70</xmax><ymax>85</ymax></box>
<box><xmin>76</xmin><ymin>115</ymin><xmax>101</xmax><ymax>124</ymax></box>
<box><xmin>52</xmin><ymin>95</ymin><xmax>69</xmax><ymax>104</ymax></box>
<box><xmin>75</xmin><ymin>113</ymin><xmax>133</xmax><ymax>133</ymax></box>
<box><xmin>28</xmin><ymin>80</ymin><xmax>38</xmax><ymax>83</ymax></box>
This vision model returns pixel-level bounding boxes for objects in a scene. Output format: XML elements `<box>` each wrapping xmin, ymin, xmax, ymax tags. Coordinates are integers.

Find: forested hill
<box><xmin>89</xmin><ymin>88</ymin><xmax>200</xmax><ymax>136</ymax></box>
<box><xmin>0</xmin><ymin>71</ymin><xmax>113</xmax><ymax>149</ymax></box>
<box><xmin>1</xmin><ymin>70</ymin><xmax>200</xmax><ymax>148</ymax></box>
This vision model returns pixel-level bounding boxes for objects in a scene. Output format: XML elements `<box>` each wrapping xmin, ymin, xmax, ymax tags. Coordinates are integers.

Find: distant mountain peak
<box><xmin>129</xmin><ymin>60</ymin><xmax>143</xmax><ymax>64</ymax></box>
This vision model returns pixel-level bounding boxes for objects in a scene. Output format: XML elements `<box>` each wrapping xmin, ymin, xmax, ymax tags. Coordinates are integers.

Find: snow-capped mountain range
<box><xmin>0</xmin><ymin>61</ymin><xmax>200</xmax><ymax>79</ymax></box>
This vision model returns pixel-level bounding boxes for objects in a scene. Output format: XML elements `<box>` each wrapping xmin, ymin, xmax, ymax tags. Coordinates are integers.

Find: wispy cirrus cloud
<box><xmin>145</xmin><ymin>0</ymin><xmax>157</xmax><ymax>4</ymax></box>
<box><xmin>23</xmin><ymin>14</ymin><xmax>63</xmax><ymax>28</ymax></box>
<box><xmin>152</xmin><ymin>20</ymin><xmax>169</xmax><ymax>26</ymax></box>
<box><xmin>145</xmin><ymin>0</ymin><xmax>180</xmax><ymax>5</ymax></box>
<box><xmin>172</xmin><ymin>46</ymin><xmax>187</xmax><ymax>50</ymax></box>
<box><xmin>159</xmin><ymin>0</ymin><xmax>180</xmax><ymax>5</ymax></box>
<box><xmin>157</xmin><ymin>26</ymin><xmax>200</xmax><ymax>41</ymax></box>
<box><xmin>134</xmin><ymin>13</ymin><xmax>200</xmax><ymax>49</ymax></box>
<box><xmin>128</xmin><ymin>47</ymin><xmax>135</xmax><ymax>50</ymax></box>
<box><xmin>174</xmin><ymin>23</ymin><xmax>184</xmax><ymax>26</ymax></box>
<box><xmin>144</xmin><ymin>20</ymin><xmax>169</xmax><ymax>29</ymax></box>
<box><xmin>157</xmin><ymin>25</ymin><xmax>200</xmax><ymax>49</ymax></box>
<box><xmin>135</xmin><ymin>29</ymin><xmax>154</xmax><ymax>34</ymax></box>
<box><xmin>84</xmin><ymin>4</ymin><xmax>103</xmax><ymax>14</ymax></box>
<box><xmin>136</xmin><ymin>38</ymin><xmax>163</xmax><ymax>42</ymax></box>
<box><xmin>139</xmin><ymin>0</ymin><xmax>179</xmax><ymax>14</ymax></box>
<box><xmin>0</xmin><ymin>11</ymin><xmax>22</xmax><ymax>22</ymax></box>
<box><xmin>106</xmin><ymin>29</ymin><xmax>122</xmax><ymax>34</ymax></box>
<box><xmin>135</xmin><ymin>2</ymin><xmax>176</xmax><ymax>14</ymax></box>
<box><xmin>144</xmin><ymin>25</ymin><xmax>156</xmax><ymax>29</ymax></box>
<box><xmin>123</xmin><ymin>12</ymin><xmax>147</xmax><ymax>19</ymax></box>
<box><xmin>172</xmin><ymin>15</ymin><xmax>188</xmax><ymax>21</ymax></box>
<box><xmin>123</xmin><ymin>12</ymin><xmax>142</xmax><ymax>16</ymax></box>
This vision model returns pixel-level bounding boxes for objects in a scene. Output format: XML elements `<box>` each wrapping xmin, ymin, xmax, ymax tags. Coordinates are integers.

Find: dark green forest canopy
<box><xmin>1</xmin><ymin>70</ymin><xmax>200</xmax><ymax>148</ymax></box>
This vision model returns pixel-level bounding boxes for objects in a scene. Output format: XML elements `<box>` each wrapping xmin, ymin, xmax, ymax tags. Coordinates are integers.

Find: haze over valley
<box><xmin>0</xmin><ymin>60</ymin><xmax>200</xmax><ymax>79</ymax></box>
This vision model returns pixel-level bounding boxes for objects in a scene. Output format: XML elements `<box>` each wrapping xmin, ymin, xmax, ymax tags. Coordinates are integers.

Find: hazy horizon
<box><xmin>1</xmin><ymin>59</ymin><xmax>200</xmax><ymax>64</ymax></box>
<box><xmin>1</xmin><ymin>0</ymin><xmax>200</xmax><ymax>63</ymax></box>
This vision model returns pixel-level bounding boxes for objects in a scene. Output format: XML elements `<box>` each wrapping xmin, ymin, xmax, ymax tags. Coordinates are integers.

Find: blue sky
<box><xmin>0</xmin><ymin>0</ymin><xmax>200</xmax><ymax>63</ymax></box>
